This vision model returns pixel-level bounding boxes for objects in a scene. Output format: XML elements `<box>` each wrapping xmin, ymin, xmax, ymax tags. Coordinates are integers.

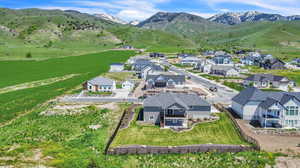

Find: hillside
<box><xmin>197</xmin><ymin>21</ymin><xmax>300</xmax><ymax>60</ymax></box>
<box><xmin>209</xmin><ymin>11</ymin><xmax>300</xmax><ymax>25</ymax></box>
<box><xmin>137</xmin><ymin>12</ymin><xmax>226</xmax><ymax>40</ymax></box>
<box><xmin>0</xmin><ymin>8</ymin><xmax>195</xmax><ymax>60</ymax></box>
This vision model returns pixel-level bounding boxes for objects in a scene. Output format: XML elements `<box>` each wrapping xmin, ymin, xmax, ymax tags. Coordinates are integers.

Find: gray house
<box><xmin>145</xmin><ymin>74</ymin><xmax>185</xmax><ymax>89</ymax></box>
<box><xmin>243</xmin><ymin>74</ymin><xmax>295</xmax><ymax>91</ymax></box>
<box><xmin>143</xmin><ymin>93</ymin><xmax>212</xmax><ymax>128</ymax></box>
<box><xmin>232</xmin><ymin>87</ymin><xmax>300</xmax><ymax>128</ymax></box>
<box><xmin>210</xmin><ymin>65</ymin><xmax>239</xmax><ymax>77</ymax></box>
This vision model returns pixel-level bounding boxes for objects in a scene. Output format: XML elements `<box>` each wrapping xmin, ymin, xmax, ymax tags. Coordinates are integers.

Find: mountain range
<box><xmin>208</xmin><ymin>11</ymin><xmax>300</xmax><ymax>25</ymax></box>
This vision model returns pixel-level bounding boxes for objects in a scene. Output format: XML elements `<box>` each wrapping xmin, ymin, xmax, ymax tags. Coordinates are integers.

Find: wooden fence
<box><xmin>104</xmin><ymin>104</ymin><xmax>139</xmax><ymax>154</ymax></box>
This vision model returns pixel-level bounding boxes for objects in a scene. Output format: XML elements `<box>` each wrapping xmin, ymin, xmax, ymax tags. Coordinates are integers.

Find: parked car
<box><xmin>209</xmin><ymin>86</ymin><xmax>218</xmax><ymax>92</ymax></box>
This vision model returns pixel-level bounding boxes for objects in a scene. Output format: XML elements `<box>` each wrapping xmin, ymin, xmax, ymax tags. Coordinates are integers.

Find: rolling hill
<box><xmin>0</xmin><ymin>8</ymin><xmax>196</xmax><ymax>60</ymax></box>
<box><xmin>197</xmin><ymin>21</ymin><xmax>300</xmax><ymax>60</ymax></box>
<box><xmin>137</xmin><ymin>12</ymin><xmax>226</xmax><ymax>40</ymax></box>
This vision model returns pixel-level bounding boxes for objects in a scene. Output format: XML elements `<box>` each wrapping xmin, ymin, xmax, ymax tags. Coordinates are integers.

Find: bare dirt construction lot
<box><xmin>236</xmin><ymin>119</ymin><xmax>300</xmax><ymax>155</ymax></box>
<box><xmin>41</xmin><ymin>102</ymin><xmax>119</xmax><ymax>116</ymax></box>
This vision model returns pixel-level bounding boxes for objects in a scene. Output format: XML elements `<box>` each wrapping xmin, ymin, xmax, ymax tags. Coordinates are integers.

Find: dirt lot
<box><xmin>236</xmin><ymin>119</ymin><xmax>300</xmax><ymax>155</ymax></box>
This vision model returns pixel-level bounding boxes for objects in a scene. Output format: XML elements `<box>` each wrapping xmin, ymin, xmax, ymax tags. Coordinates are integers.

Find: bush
<box><xmin>25</xmin><ymin>52</ymin><xmax>32</xmax><ymax>58</ymax></box>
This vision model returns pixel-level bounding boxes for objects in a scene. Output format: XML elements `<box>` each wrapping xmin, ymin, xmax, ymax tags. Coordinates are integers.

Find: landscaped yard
<box><xmin>111</xmin><ymin>108</ymin><xmax>249</xmax><ymax>147</ymax></box>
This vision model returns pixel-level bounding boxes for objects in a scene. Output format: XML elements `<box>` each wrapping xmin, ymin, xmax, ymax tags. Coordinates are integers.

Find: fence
<box><xmin>107</xmin><ymin>144</ymin><xmax>256</xmax><ymax>155</ymax></box>
<box><xmin>214</xmin><ymin>104</ymin><xmax>261</xmax><ymax>150</ymax></box>
<box><xmin>104</xmin><ymin>104</ymin><xmax>139</xmax><ymax>154</ymax></box>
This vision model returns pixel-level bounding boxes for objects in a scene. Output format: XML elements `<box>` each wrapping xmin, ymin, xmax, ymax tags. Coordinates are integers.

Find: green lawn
<box><xmin>112</xmin><ymin>109</ymin><xmax>248</xmax><ymax>147</ymax></box>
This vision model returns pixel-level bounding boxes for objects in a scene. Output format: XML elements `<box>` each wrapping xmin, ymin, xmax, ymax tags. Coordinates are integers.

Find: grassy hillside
<box><xmin>198</xmin><ymin>21</ymin><xmax>300</xmax><ymax>60</ymax></box>
<box><xmin>109</xmin><ymin>26</ymin><xmax>196</xmax><ymax>52</ymax></box>
<box><xmin>0</xmin><ymin>8</ymin><xmax>196</xmax><ymax>60</ymax></box>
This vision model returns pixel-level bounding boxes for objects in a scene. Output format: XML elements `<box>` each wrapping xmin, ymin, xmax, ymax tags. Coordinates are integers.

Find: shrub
<box><xmin>25</xmin><ymin>52</ymin><xmax>32</xmax><ymax>58</ymax></box>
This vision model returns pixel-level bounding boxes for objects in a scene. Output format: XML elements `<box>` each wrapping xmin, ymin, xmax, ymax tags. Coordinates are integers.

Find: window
<box><xmin>286</xmin><ymin>106</ymin><xmax>299</xmax><ymax>116</ymax></box>
<box><xmin>89</xmin><ymin>86</ymin><xmax>92</xmax><ymax>90</ymax></box>
<box><xmin>149</xmin><ymin>116</ymin><xmax>154</xmax><ymax>120</ymax></box>
<box><xmin>285</xmin><ymin>120</ymin><xmax>299</xmax><ymax>127</ymax></box>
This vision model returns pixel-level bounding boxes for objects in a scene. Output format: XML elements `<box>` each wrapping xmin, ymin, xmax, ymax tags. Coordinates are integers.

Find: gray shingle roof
<box><xmin>144</xmin><ymin>93</ymin><xmax>210</xmax><ymax>109</ymax></box>
<box><xmin>88</xmin><ymin>77</ymin><xmax>114</xmax><ymax>86</ymax></box>
<box><xmin>146</xmin><ymin>74</ymin><xmax>185</xmax><ymax>83</ymax></box>
<box><xmin>245</xmin><ymin>74</ymin><xmax>287</xmax><ymax>82</ymax></box>
<box><xmin>232</xmin><ymin>87</ymin><xmax>300</xmax><ymax>107</ymax></box>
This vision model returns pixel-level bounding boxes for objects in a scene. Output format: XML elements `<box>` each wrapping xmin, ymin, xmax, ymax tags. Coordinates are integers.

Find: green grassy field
<box><xmin>112</xmin><ymin>109</ymin><xmax>248</xmax><ymax>147</ymax></box>
<box><xmin>0</xmin><ymin>50</ymin><xmax>135</xmax><ymax>124</ymax></box>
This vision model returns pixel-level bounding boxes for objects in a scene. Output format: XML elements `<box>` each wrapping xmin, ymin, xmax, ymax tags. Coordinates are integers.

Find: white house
<box><xmin>122</xmin><ymin>80</ymin><xmax>135</xmax><ymax>90</ymax></box>
<box><xmin>232</xmin><ymin>87</ymin><xmax>300</xmax><ymax>128</ymax></box>
<box><xmin>109</xmin><ymin>63</ymin><xmax>124</xmax><ymax>72</ymax></box>
<box><xmin>180</xmin><ymin>56</ymin><xmax>200</xmax><ymax>66</ymax></box>
<box><xmin>83</xmin><ymin>77</ymin><xmax>116</xmax><ymax>92</ymax></box>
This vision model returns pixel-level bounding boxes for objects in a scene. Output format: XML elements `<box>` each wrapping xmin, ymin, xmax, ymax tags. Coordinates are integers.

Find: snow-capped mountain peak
<box><xmin>94</xmin><ymin>13</ymin><xmax>127</xmax><ymax>24</ymax></box>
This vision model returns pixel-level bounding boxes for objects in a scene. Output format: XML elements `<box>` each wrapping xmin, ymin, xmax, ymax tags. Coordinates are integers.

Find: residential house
<box><xmin>150</xmin><ymin>52</ymin><xmax>165</xmax><ymax>58</ymax></box>
<box><xmin>145</xmin><ymin>74</ymin><xmax>185</xmax><ymax>89</ymax></box>
<box><xmin>132</xmin><ymin>59</ymin><xmax>152</xmax><ymax>72</ymax></box>
<box><xmin>177</xmin><ymin>53</ymin><xmax>194</xmax><ymax>59</ymax></box>
<box><xmin>141</xmin><ymin>64</ymin><xmax>164</xmax><ymax>79</ymax></box>
<box><xmin>83</xmin><ymin>77</ymin><xmax>116</xmax><ymax>92</ymax></box>
<box><xmin>291</xmin><ymin>58</ymin><xmax>300</xmax><ymax>67</ymax></box>
<box><xmin>243</xmin><ymin>74</ymin><xmax>295</xmax><ymax>91</ymax></box>
<box><xmin>180</xmin><ymin>56</ymin><xmax>200</xmax><ymax>66</ymax></box>
<box><xmin>232</xmin><ymin>87</ymin><xmax>300</xmax><ymax>128</ymax></box>
<box><xmin>202</xmin><ymin>51</ymin><xmax>215</xmax><ymax>57</ymax></box>
<box><xmin>194</xmin><ymin>59</ymin><xmax>214</xmax><ymax>73</ymax></box>
<box><xmin>122</xmin><ymin>80</ymin><xmax>135</xmax><ymax>90</ymax></box>
<box><xmin>121</xmin><ymin>45</ymin><xmax>134</xmax><ymax>50</ymax></box>
<box><xmin>241</xmin><ymin>52</ymin><xmax>261</xmax><ymax>65</ymax></box>
<box><xmin>143</xmin><ymin>93</ymin><xmax>212</xmax><ymax>128</ymax></box>
<box><xmin>212</xmin><ymin>55</ymin><xmax>233</xmax><ymax>65</ymax></box>
<box><xmin>210</xmin><ymin>65</ymin><xmax>239</xmax><ymax>77</ymax></box>
<box><xmin>261</xmin><ymin>58</ymin><xmax>285</xmax><ymax>70</ymax></box>
<box><xmin>109</xmin><ymin>63</ymin><xmax>124</xmax><ymax>72</ymax></box>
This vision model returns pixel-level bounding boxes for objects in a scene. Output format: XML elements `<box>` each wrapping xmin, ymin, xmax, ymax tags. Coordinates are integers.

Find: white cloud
<box><xmin>36</xmin><ymin>6</ymin><xmax>105</xmax><ymax>14</ymax></box>
<box><xmin>67</xmin><ymin>0</ymin><xmax>167</xmax><ymax>21</ymax></box>
<box><xmin>205</xmin><ymin>0</ymin><xmax>300</xmax><ymax>15</ymax></box>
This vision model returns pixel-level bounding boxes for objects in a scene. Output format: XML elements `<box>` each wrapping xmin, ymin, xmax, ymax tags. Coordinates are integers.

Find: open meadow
<box><xmin>0</xmin><ymin>50</ymin><xmax>135</xmax><ymax>125</ymax></box>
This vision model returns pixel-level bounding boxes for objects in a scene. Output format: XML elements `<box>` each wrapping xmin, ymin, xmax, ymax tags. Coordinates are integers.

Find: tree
<box><xmin>25</xmin><ymin>52</ymin><xmax>32</xmax><ymax>58</ymax></box>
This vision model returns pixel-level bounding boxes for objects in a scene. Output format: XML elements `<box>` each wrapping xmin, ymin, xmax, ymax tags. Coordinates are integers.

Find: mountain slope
<box><xmin>197</xmin><ymin>21</ymin><xmax>300</xmax><ymax>60</ymax></box>
<box><xmin>209</xmin><ymin>11</ymin><xmax>300</xmax><ymax>25</ymax></box>
<box><xmin>137</xmin><ymin>12</ymin><xmax>226</xmax><ymax>39</ymax></box>
<box><xmin>0</xmin><ymin>8</ymin><xmax>195</xmax><ymax>59</ymax></box>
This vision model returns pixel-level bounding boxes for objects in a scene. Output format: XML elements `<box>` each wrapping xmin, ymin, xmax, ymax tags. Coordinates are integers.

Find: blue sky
<box><xmin>1</xmin><ymin>0</ymin><xmax>300</xmax><ymax>21</ymax></box>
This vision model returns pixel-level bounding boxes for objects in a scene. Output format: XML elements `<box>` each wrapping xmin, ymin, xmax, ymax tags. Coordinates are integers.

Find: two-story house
<box><xmin>143</xmin><ymin>93</ymin><xmax>212</xmax><ymax>128</ymax></box>
<box><xmin>212</xmin><ymin>55</ymin><xmax>233</xmax><ymax>65</ymax></box>
<box><xmin>140</xmin><ymin>64</ymin><xmax>164</xmax><ymax>79</ymax></box>
<box><xmin>232</xmin><ymin>87</ymin><xmax>300</xmax><ymax>128</ymax></box>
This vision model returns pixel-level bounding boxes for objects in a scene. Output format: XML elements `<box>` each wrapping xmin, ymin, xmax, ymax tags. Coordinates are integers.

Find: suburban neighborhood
<box><xmin>1</xmin><ymin>4</ymin><xmax>300</xmax><ymax>168</ymax></box>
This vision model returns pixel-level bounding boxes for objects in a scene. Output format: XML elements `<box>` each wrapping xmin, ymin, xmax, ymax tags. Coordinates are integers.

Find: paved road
<box><xmin>162</xmin><ymin>61</ymin><xmax>238</xmax><ymax>104</ymax></box>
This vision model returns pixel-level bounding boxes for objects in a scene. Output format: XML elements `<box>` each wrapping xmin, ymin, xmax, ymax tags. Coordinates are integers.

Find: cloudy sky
<box><xmin>0</xmin><ymin>0</ymin><xmax>300</xmax><ymax>21</ymax></box>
